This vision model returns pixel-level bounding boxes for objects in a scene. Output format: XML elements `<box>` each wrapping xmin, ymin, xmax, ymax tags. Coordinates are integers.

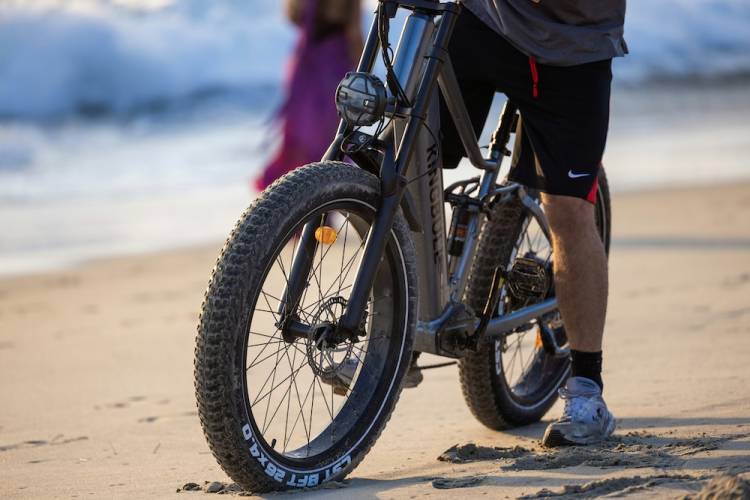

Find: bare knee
<box><xmin>541</xmin><ymin>193</ymin><xmax>596</xmax><ymax>240</ymax></box>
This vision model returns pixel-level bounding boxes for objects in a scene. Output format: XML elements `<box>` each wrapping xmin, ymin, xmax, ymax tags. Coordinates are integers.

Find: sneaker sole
<box><xmin>542</xmin><ymin>417</ymin><xmax>617</xmax><ymax>447</ymax></box>
<box><xmin>542</xmin><ymin>428</ymin><xmax>577</xmax><ymax>447</ymax></box>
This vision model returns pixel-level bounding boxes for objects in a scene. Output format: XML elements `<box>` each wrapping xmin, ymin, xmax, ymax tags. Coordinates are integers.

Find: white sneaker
<box><xmin>542</xmin><ymin>376</ymin><xmax>616</xmax><ymax>447</ymax></box>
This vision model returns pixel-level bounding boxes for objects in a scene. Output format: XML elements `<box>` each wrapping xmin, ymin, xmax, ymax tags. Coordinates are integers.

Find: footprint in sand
<box><xmin>685</xmin><ymin>473</ymin><xmax>750</xmax><ymax>499</ymax></box>
<box><xmin>0</xmin><ymin>435</ymin><xmax>88</xmax><ymax>452</ymax></box>
<box><xmin>431</xmin><ymin>475</ymin><xmax>486</xmax><ymax>490</ymax></box>
<box><xmin>176</xmin><ymin>479</ymin><xmax>351</xmax><ymax>494</ymax></box>
<box><xmin>438</xmin><ymin>443</ymin><xmax>531</xmax><ymax>463</ymax></box>
<box><xmin>138</xmin><ymin>410</ymin><xmax>197</xmax><ymax>424</ymax></box>
<box><xmin>521</xmin><ymin>472</ymin><xmax>750</xmax><ymax>499</ymax></box>
<box><xmin>439</xmin><ymin>431</ymin><xmax>750</xmax><ymax>472</ymax></box>
<box><xmin>519</xmin><ymin>473</ymin><xmax>706</xmax><ymax>499</ymax></box>
<box><xmin>105</xmin><ymin>395</ymin><xmax>147</xmax><ymax>409</ymax></box>
<box><xmin>177</xmin><ymin>481</ymin><xmax>244</xmax><ymax>494</ymax></box>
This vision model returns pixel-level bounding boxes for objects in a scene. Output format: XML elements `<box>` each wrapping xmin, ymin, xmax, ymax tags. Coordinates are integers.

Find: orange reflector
<box><xmin>535</xmin><ymin>331</ymin><xmax>543</xmax><ymax>348</ymax></box>
<box><xmin>315</xmin><ymin>226</ymin><xmax>337</xmax><ymax>245</ymax></box>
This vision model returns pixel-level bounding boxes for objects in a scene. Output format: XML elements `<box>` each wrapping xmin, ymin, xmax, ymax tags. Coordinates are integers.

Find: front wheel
<box><xmin>194</xmin><ymin>162</ymin><xmax>417</xmax><ymax>492</ymax></box>
<box><xmin>459</xmin><ymin>171</ymin><xmax>611</xmax><ymax>429</ymax></box>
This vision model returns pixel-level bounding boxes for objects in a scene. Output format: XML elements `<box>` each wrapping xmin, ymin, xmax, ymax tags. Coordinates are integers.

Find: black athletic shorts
<box><xmin>440</xmin><ymin>9</ymin><xmax>612</xmax><ymax>202</ymax></box>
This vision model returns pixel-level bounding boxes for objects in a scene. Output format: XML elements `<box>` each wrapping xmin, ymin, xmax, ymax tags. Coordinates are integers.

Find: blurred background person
<box><xmin>254</xmin><ymin>0</ymin><xmax>362</xmax><ymax>191</ymax></box>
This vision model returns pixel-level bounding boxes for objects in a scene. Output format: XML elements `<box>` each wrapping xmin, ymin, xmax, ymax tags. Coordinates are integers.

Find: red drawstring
<box><xmin>529</xmin><ymin>56</ymin><xmax>539</xmax><ymax>99</ymax></box>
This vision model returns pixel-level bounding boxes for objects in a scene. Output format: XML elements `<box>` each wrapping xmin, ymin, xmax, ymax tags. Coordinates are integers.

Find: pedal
<box><xmin>507</xmin><ymin>256</ymin><xmax>551</xmax><ymax>306</ymax></box>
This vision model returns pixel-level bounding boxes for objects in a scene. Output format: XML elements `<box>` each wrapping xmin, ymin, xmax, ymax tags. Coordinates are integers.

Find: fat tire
<box><xmin>458</xmin><ymin>172</ymin><xmax>612</xmax><ymax>430</ymax></box>
<box><xmin>194</xmin><ymin>162</ymin><xmax>417</xmax><ymax>492</ymax></box>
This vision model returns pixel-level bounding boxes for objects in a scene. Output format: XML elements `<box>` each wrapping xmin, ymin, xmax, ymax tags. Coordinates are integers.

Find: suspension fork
<box><xmin>281</xmin><ymin>2</ymin><xmax>460</xmax><ymax>338</ymax></box>
<box><xmin>278</xmin><ymin>15</ymin><xmax>383</xmax><ymax>323</ymax></box>
<box><xmin>337</xmin><ymin>5</ymin><xmax>460</xmax><ymax>336</ymax></box>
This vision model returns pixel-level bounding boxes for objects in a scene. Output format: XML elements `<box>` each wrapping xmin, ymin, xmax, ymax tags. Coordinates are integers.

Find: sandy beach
<box><xmin>1</xmin><ymin>181</ymin><xmax>749</xmax><ymax>499</ymax></box>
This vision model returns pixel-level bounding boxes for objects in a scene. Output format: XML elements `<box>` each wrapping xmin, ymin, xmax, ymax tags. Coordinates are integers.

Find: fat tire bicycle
<box><xmin>194</xmin><ymin>0</ymin><xmax>611</xmax><ymax>492</ymax></box>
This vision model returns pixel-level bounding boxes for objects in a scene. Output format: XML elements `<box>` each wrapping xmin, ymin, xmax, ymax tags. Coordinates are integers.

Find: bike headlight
<box><xmin>335</xmin><ymin>72</ymin><xmax>387</xmax><ymax>126</ymax></box>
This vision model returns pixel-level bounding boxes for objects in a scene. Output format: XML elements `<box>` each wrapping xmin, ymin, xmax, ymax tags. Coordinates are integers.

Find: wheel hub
<box><xmin>305</xmin><ymin>297</ymin><xmax>355</xmax><ymax>379</ymax></box>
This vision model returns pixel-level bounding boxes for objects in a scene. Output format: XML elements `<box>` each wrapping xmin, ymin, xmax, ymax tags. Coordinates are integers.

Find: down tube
<box><xmin>406</xmin><ymin>94</ymin><xmax>450</xmax><ymax>340</ymax></box>
<box><xmin>390</xmin><ymin>11</ymin><xmax>449</xmax><ymax>346</ymax></box>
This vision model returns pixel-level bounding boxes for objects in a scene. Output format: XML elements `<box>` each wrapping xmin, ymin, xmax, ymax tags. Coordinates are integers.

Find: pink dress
<box><xmin>254</xmin><ymin>1</ymin><xmax>351</xmax><ymax>191</ymax></box>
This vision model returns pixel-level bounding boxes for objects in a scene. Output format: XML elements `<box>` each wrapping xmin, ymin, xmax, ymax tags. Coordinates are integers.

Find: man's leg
<box><xmin>542</xmin><ymin>193</ymin><xmax>607</xmax><ymax>357</ymax></box>
<box><xmin>541</xmin><ymin>192</ymin><xmax>615</xmax><ymax>446</ymax></box>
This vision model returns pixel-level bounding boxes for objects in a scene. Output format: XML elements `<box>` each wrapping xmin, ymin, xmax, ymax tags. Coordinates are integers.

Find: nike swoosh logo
<box><xmin>568</xmin><ymin>170</ymin><xmax>591</xmax><ymax>179</ymax></box>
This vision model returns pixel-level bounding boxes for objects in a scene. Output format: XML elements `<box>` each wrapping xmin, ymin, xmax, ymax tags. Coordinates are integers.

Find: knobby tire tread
<box><xmin>458</xmin><ymin>198</ymin><xmax>526</xmax><ymax>430</ymax></box>
<box><xmin>194</xmin><ymin>162</ymin><xmax>417</xmax><ymax>492</ymax></box>
<box><xmin>458</xmin><ymin>172</ymin><xmax>612</xmax><ymax>431</ymax></box>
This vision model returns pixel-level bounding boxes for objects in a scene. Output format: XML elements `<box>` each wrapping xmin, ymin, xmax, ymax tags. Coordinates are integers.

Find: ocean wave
<box><xmin>0</xmin><ymin>0</ymin><xmax>294</xmax><ymax>120</ymax></box>
<box><xmin>616</xmin><ymin>0</ymin><xmax>750</xmax><ymax>82</ymax></box>
<box><xmin>0</xmin><ymin>0</ymin><xmax>749</xmax><ymax>121</ymax></box>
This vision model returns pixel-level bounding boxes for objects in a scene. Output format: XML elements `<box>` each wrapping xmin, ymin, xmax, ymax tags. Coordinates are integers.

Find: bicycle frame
<box><xmin>283</xmin><ymin>0</ymin><xmax>557</xmax><ymax>358</ymax></box>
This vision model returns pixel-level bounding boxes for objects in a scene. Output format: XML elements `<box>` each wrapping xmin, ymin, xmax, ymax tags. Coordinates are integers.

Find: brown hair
<box><xmin>285</xmin><ymin>0</ymin><xmax>355</xmax><ymax>28</ymax></box>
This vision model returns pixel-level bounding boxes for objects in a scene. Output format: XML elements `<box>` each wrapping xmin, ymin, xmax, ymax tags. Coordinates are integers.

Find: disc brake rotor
<box><xmin>305</xmin><ymin>297</ymin><xmax>354</xmax><ymax>379</ymax></box>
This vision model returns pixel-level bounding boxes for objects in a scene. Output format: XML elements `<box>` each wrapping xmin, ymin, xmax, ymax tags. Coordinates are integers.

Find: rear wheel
<box><xmin>459</xmin><ymin>171</ymin><xmax>611</xmax><ymax>429</ymax></box>
<box><xmin>194</xmin><ymin>162</ymin><xmax>417</xmax><ymax>491</ymax></box>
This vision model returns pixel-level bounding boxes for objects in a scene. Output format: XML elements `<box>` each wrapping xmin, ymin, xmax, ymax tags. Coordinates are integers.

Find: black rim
<box><xmin>238</xmin><ymin>200</ymin><xmax>408</xmax><ymax>468</ymax></box>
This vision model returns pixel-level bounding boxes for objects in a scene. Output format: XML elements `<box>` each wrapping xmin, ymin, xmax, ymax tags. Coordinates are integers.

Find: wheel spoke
<box><xmin>259</xmin><ymin>291</ymin><xmax>281</xmax><ymax>324</ymax></box>
<box><xmin>284</xmin><ymin>373</ymin><xmax>317</xmax><ymax>452</ymax></box>
<box><xmin>281</xmin><ymin>343</ymin><xmax>310</xmax><ymax>451</ymax></box>
<box><xmin>338</xmin><ymin>218</ymin><xmax>350</xmax><ymax>298</ymax></box>
<box><xmin>253</xmin><ymin>359</ymin><xmax>307</xmax><ymax>412</ymax></box>
<box><xmin>239</xmin><ymin>204</ymin><xmax>401</xmax><ymax>458</ymax></box>
<box><xmin>261</xmin><ymin>342</ymin><xmax>285</xmax><ymax>433</ymax></box>
<box><xmin>314</xmin><ymin>376</ymin><xmax>335</xmax><ymax>421</ymax></box>
<box><xmin>247</xmin><ymin>340</ymin><xmax>286</xmax><ymax>372</ymax></box>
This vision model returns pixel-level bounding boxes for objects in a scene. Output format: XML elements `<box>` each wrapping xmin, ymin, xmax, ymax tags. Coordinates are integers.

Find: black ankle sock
<box><xmin>570</xmin><ymin>350</ymin><xmax>603</xmax><ymax>391</ymax></box>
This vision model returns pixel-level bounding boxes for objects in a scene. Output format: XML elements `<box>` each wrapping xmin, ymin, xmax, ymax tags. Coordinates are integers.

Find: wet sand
<box><xmin>1</xmin><ymin>182</ymin><xmax>749</xmax><ymax>499</ymax></box>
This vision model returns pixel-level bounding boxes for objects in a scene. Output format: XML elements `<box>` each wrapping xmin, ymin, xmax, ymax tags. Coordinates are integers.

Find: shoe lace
<box><xmin>559</xmin><ymin>387</ymin><xmax>597</xmax><ymax>422</ymax></box>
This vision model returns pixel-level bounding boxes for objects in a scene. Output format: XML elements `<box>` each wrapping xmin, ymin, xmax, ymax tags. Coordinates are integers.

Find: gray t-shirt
<box><xmin>461</xmin><ymin>0</ymin><xmax>628</xmax><ymax>66</ymax></box>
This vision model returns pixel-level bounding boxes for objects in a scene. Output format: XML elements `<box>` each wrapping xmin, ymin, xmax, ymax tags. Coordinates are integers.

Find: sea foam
<box><xmin>0</xmin><ymin>0</ymin><xmax>293</xmax><ymax>120</ymax></box>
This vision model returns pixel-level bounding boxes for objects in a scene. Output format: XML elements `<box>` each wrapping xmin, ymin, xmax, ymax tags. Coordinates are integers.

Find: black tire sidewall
<box><xmin>196</xmin><ymin>163</ymin><xmax>416</xmax><ymax>491</ymax></box>
<box><xmin>460</xmin><ymin>172</ymin><xmax>612</xmax><ymax>429</ymax></box>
